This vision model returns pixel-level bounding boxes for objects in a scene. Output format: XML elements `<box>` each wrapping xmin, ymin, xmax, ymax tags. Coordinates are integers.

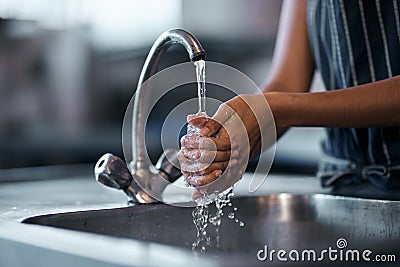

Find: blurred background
<box><xmin>0</xmin><ymin>0</ymin><xmax>323</xmax><ymax>179</ymax></box>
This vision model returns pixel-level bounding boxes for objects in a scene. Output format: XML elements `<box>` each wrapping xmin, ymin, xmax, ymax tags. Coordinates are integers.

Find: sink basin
<box><xmin>23</xmin><ymin>194</ymin><xmax>400</xmax><ymax>265</ymax></box>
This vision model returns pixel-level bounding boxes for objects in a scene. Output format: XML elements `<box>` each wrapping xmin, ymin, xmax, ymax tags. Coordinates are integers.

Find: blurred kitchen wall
<box><xmin>183</xmin><ymin>0</ymin><xmax>280</xmax><ymax>42</ymax></box>
<box><xmin>0</xmin><ymin>0</ymin><xmax>283</xmax><ymax>169</ymax></box>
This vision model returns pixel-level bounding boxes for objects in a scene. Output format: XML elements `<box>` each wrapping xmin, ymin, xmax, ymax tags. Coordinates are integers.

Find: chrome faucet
<box><xmin>94</xmin><ymin>29</ymin><xmax>206</xmax><ymax>205</ymax></box>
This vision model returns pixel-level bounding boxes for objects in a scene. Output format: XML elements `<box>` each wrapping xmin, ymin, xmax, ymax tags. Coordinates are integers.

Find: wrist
<box><xmin>264</xmin><ymin>92</ymin><xmax>292</xmax><ymax>129</ymax></box>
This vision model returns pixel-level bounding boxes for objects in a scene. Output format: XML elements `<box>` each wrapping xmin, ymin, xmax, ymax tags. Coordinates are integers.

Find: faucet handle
<box><xmin>94</xmin><ymin>153</ymin><xmax>158</xmax><ymax>205</ymax></box>
<box><xmin>94</xmin><ymin>153</ymin><xmax>133</xmax><ymax>189</ymax></box>
<box><xmin>156</xmin><ymin>149</ymin><xmax>182</xmax><ymax>183</ymax></box>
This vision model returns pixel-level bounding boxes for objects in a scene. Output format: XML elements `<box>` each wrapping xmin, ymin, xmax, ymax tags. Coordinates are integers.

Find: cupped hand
<box><xmin>178</xmin><ymin>94</ymin><xmax>275</xmax><ymax>193</ymax></box>
<box><xmin>178</xmin><ymin>113</ymin><xmax>236</xmax><ymax>184</ymax></box>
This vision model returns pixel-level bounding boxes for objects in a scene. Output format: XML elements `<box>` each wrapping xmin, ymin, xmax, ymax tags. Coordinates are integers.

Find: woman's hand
<box><xmin>178</xmin><ymin>114</ymin><xmax>240</xmax><ymax>187</ymax></box>
<box><xmin>178</xmin><ymin>94</ymin><xmax>276</xmax><ymax>192</ymax></box>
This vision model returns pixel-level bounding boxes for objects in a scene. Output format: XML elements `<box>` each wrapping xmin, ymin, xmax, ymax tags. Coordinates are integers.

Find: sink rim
<box><xmin>20</xmin><ymin>193</ymin><xmax>400</xmax><ymax>223</ymax></box>
<box><xmin>20</xmin><ymin>193</ymin><xmax>400</xmax><ymax>266</ymax></box>
<box><xmin>22</xmin><ymin>192</ymin><xmax>400</xmax><ymax>224</ymax></box>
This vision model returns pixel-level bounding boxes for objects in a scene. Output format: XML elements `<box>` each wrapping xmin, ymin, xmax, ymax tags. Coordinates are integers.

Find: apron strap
<box><xmin>317</xmin><ymin>152</ymin><xmax>400</xmax><ymax>190</ymax></box>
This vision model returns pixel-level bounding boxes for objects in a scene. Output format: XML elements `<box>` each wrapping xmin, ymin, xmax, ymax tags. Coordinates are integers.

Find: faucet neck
<box><xmin>137</xmin><ymin>29</ymin><xmax>205</xmax><ymax>91</ymax></box>
<box><xmin>95</xmin><ymin>30</ymin><xmax>206</xmax><ymax>205</ymax></box>
<box><xmin>132</xmin><ymin>29</ymin><xmax>206</xmax><ymax>163</ymax></box>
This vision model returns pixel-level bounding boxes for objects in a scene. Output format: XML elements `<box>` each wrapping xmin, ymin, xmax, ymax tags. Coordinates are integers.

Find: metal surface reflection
<box><xmin>24</xmin><ymin>194</ymin><xmax>400</xmax><ymax>264</ymax></box>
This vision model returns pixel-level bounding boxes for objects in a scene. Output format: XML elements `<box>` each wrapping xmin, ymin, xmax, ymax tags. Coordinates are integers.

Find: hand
<box><xmin>178</xmin><ymin>94</ymin><xmax>275</xmax><ymax>193</ymax></box>
<box><xmin>178</xmin><ymin>115</ymin><xmax>240</xmax><ymax>186</ymax></box>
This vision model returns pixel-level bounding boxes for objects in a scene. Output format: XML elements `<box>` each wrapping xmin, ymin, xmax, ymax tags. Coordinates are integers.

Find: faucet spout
<box><xmin>137</xmin><ymin>29</ymin><xmax>205</xmax><ymax>89</ymax></box>
<box><xmin>95</xmin><ymin>29</ymin><xmax>206</xmax><ymax>205</ymax></box>
<box><xmin>133</xmin><ymin>29</ymin><xmax>205</xmax><ymax>163</ymax></box>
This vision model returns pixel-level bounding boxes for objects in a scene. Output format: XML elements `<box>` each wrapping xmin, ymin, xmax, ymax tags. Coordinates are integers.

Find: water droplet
<box><xmin>239</xmin><ymin>221</ymin><xmax>245</xmax><ymax>227</ymax></box>
<box><xmin>235</xmin><ymin>219</ymin><xmax>239</xmax><ymax>223</ymax></box>
<box><xmin>233</xmin><ymin>207</ymin><xmax>237</xmax><ymax>211</ymax></box>
<box><xmin>191</xmin><ymin>186</ymin><xmax>239</xmax><ymax>255</ymax></box>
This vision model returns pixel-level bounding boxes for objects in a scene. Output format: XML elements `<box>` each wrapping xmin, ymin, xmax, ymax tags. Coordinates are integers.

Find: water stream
<box><xmin>190</xmin><ymin>61</ymin><xmax>244</xmax><ymax>256</ymax></box>
<box><xmin>194</xmin><ymin>59</ymin><xmax>206</xmax><ymax>114</ymax></box>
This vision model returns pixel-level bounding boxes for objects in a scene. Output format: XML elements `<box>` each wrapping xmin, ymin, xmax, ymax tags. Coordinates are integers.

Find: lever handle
<box><xmin>94</xmin><ymin>153</ymin><xmax>158</xmax><ymax>204</ymax></box>
<box><xmin>94</xmin><ymin>153</ymin><xmax>133</xmax><ymax>190</ymax></box>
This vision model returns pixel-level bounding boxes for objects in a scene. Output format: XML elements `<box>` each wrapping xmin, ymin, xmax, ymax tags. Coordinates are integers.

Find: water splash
<box><xmin>191</xmin><ymin>193</ymin><xmax>211</xmax><ymax>255</ymax></box>
<box><xmin>191</xmin><ymin>187</ymin><xmax>245</xmax><ymax>255</ymax></box>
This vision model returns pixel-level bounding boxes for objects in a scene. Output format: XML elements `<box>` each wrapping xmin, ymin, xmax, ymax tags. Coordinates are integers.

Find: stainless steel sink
<box><xmin>23</xmin><ymin>194</ymin><xmax>400</xmax><ymax>266</ymax></box>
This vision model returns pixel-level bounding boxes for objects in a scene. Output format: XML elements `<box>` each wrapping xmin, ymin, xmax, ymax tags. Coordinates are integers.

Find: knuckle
<box><xmin>180</xmin><ymin>135</ymin><xmax>187</xmax><ymax>145</ymax></box>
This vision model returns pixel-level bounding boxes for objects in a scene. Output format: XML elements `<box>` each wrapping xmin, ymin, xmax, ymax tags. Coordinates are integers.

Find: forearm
<box><xmin>267</xmin><ymin>75</ymin><xmax>400</xmax><ymax>128</ymax></box>
<box><xmin>260</xmin><ymin>0</ymin><xmax>313</xmax><ymax>136</ymax></box>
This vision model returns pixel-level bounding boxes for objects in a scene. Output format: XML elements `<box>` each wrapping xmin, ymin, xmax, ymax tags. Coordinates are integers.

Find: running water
<box><xmin>189</xmin><ymin>60</ymin><xmax>244</xmax><ymax>256</ymax></box>
<box><xmin>191</xmin><ymin>187</ymin><xmax>245</xmax><ymax>256</ymax></box>
<box><xmin>187</xmin><ymin>59</ymin><xmax>207</xmax><ymax>135</ymax></box>
<box><xmin>194</xmin><ymin>59</ymin><xmax>206</xmax><ymax>114</ymax></box>
<box><xmin>186</xmin><ymin>60</ymin><xmax>208</xmax><ymax>183</ymax></box>
<box><xmin>191</xmin><ymin>193</ymin><xmax>211</xmax><ymax>255</ymax></box>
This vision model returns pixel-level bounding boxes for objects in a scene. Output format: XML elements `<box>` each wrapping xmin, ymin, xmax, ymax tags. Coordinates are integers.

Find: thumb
<box><xmin>216</xmin><ymin>125</ymin><xmax>229</xmax><ymax>139</ymax></box>
<box><xmin>202</xmin><ymin>103</ymin><xmax>234</xmax><ymax>137</ymax></box>
<box><xmin>187</xmin><ymin>114</ymin><xmax>208</xmax><ymax>127</ymax></box>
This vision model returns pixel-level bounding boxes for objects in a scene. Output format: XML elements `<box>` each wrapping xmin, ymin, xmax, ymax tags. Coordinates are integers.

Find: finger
<box><xmin>216</xmin><ymin>126</ymin><xmax>229</xmax><ymax>139</ymax></box>
<box><xmin>180</xmin><ymin>135</ymin><xmax>198</xmax><ymax>149</ymax></box>
<box><xmin>199</xmin><ymin>137</ymin><xmax>231</xmax><ymax>151</ymax></box>
<box><xmin>192</xmin><ymin>190</ymin><xmax>202</xmax><ymax>201</ymax></box>
<box><xmin>180</xmin><ymin>135</ymin><xmax>204</xmax><ymax>149</ymax></box>
<box><xmin>187</xmin><ymin>114</ymin><xmax>208</xmax><ymax>127</ymax></box>
<box><xmin>195</xmin><ymin>169</ymin><xmax>223</xmax><ymax>187</ymax></box>
<box><xmin>186</xmin><ymin>169</ymin><xmax>223</xmax><ymax>187</ymax></box>
<box><xmin>201</xmin><ymin>103</ymin><xmax>234</xmax><ymax>136</ymax></box>
<box><xmin>231</xmin><ymin>149</ymin><xmax>240</xmax><ymax>158</ymax></box>
<box><xmin>181</xmin><ymin>154</ymin><xmax>238</xmax><ymax>175</ymax></box>
<box><xmin>202</xmin><ymin>161</ymin><xmax>229</xmax><ymax>174</ymax></box>
<box><xmin>181</xmin><ymin>160</ymin><xmax>223</xmax><ymax>174</ymax></box>
<box><xmin>178</xmin><ymin>153</ymin><xmax>214</xmax><ymax>173</ymax></box>
<box><xmin>199</xmin><ymin>149</ymin><xmax>229</xmax><ymax>163</ymax></box>
<box><xmin>215</xmin><ymin>126</ymin><xmax>239</xmax><ymax>149</ymax></box>
<box><xmin>180</xmin><ymin>147</ymin><xmax>237</xmax><ymax>163</ymax></box>
<box><xmin>199</xmin><ymin>118</ymin><xmax>221</xmax><ymax>137</ymax></box>
<box><xmin>181</xmin><ymin>135</ymin><xmax>231</xmax><ymax>151</ymax></box>
<box><xmin>181</xmin><ymin>148</ymin><xmax>201</xmax><ymax>161</ymax></box>
<box><xmin>180</xmin><ymin>147</ymin><xmax>220</xmax><ymax>162</ymax></box>
<box><xmin>178</xmin><ymin>153</ymin><xmax>204</xmax><ymax>173</ymax></box>
<box><xmin>198</xmin><ymin>149</ymin><xmax>239</xmax><ymax>163</ymax></box>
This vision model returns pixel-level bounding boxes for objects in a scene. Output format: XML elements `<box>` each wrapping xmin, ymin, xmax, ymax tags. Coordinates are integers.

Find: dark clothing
<box><xmin>306</xmin><ymin>0</ymin><xmax>400</xmax><ymax>190</ymax></box>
